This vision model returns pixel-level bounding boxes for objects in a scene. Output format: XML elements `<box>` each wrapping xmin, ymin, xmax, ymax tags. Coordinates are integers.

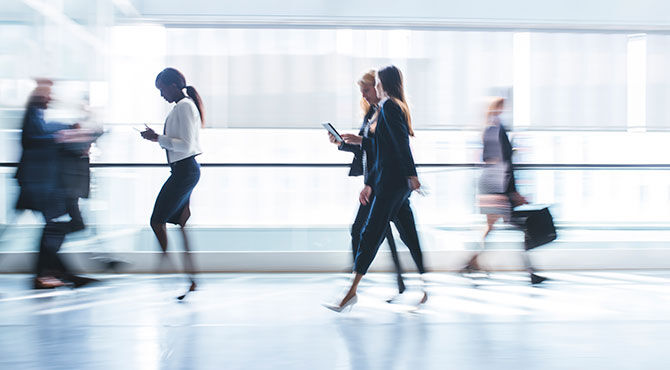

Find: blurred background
<box><xmin>1</xmin><ymin>0</ymin><xmax>670</xmax><ymax>271</ymax></box>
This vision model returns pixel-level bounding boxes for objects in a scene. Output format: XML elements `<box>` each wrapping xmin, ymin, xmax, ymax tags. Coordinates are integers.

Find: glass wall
<box><xmin>4</xmin><ymin>19</ymin><xmax>670</xmax><ymax>131</ymax></box>
<box><xmin>2</xmin><ymin>1</ymin><xmax>670</xmax><ymax>256</ymax></box>
<box><xmin>527</xmin><ymin>33</ymin><xmax>628</xmax><ymax>129</ymax></box>
<box><xmin>3</xmin><ymin>162</ymin><xmax>670</xmax><ymax>253</ymax></box>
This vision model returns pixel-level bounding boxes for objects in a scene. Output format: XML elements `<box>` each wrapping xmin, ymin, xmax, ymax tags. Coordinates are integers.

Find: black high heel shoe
<box><xmin>386</xmin><ymin>276</ymin><xmax>407</xmax><ymax>303</ymax></box>
<box><xmin>177</xmin><ymin>281</ymin><xmax>197</xmax><ymax>301</ymax></box>
<box><xmin>459</xmin><ymin>261</ymin><xmax>481</xmax><ymax>274</ymax></box>
<box><xmin>530</xmin><ymin>273</ymin><xmax>548</xmax><ymax>285</ymax></box>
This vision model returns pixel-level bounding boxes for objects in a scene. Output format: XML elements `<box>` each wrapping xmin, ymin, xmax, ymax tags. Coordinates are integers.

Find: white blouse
<box><xmin>157</xmin><ymin>97</ymin><xmax>203</xmax><ymax>163</ymax></box>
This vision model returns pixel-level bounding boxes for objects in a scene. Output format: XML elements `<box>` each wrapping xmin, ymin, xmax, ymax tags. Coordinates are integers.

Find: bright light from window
<box><xmin>513</xmin><ymin>32</ymin><xmax>531</xmax><ymax>127</ymax></box>
<box><xmin>627</xmin><ymin>33</ymin><xmax>646</xmax><ymax>131</ymax></box>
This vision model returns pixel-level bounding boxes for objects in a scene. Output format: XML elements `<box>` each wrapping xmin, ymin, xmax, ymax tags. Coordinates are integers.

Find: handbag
<box><xmin>511</xmin><ymin>207</ymin><xmax>557</xmax><ymax>250</ymax></box>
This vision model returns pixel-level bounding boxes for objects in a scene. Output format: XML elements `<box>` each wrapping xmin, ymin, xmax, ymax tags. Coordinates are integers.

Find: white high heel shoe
<box><xmin>418</xmin><ymin>276</ymin><xmax>428</xmax><ymax>305</ymax></box>
<box><xmin>323</xmin><ymin>295</ymin><xmax>358</xmax><ymax>313</ymax></box>
<box><xmin>386</xmin><ymin>292</ymin><xmax>404</xmax><ymax>304</ymax></box>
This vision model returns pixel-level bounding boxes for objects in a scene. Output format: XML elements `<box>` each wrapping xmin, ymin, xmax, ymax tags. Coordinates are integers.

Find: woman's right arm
<box><xmin>381</xmin><ymin>101</ymin><xmax>417</xmax><ymax>178</ymax></box>
<box><xmin>337</xmin><ymin>122</ymin><xmax>367</xmax><ymax>154</ymax></box>
<box><xmin>24</xmin><ymin>108</ymin><xmax>70</xmax><ymax>143</ymax></box>
<box><xmin>156</xmin><ymin>103</ymin><xmax>194</xmax><ymax>150</ymax></box>
<box><xmin>338</xmin><ymin>141</ymin><xmax>361</xmax><ymax>154</ymax></box>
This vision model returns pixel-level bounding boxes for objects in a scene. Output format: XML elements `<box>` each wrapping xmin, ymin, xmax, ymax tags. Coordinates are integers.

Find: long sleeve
<box><xmin>338</xmin><ymin>119</ymin><xmax>368</xmax><ymax>155</ymax></box>
<box><xmin>156</xmin><ymin>99</ymin><xmax>202</xmax><ymax>163</ymax></box>
<box><xmin>158</xmin><ymin>132</ymin><xmax>191</xmax><ymax>152</ymax></box>
<box><xmin>363</xmin><ymin>135</ymin><xmax>375</xmax><ymax>186</ymax></box>
<box><xmin>361</xmin><ymin>136</ymin><xmax>372</xmax><ymax>153</ymax></box>
<box><xmin>158</xmin><ymin>103</ymin><xmax>193</xmax><ymax>152</ymax></box>
<box><xmin>381</xmin><ymin>100</ymin><xmax>417</xmax><ymax>177</ymax></box>
<box><xmin>338</xmin><ymin>142</ymin><xmax>361</xmax><ymax>154</ymax></box>
<box><xmin>498</xmin><ymin>124</ymin><xmax>517</xmax><ymax>193</ymax></box>
<box><xmin>364</xmin><ymin>166</ymin><xmax>375</xmax><ymax>186</ymax></box>
<box><xmin>21</xmin><ymin>108</ymin><xmax>71</xmax><ymax>147</ymax></box>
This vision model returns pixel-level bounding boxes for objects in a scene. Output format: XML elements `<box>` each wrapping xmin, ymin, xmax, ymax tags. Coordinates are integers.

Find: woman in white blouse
<box><xmin>140</xmin><ymin>67</ymin><xmax>204</xmax><ymax>300</ymax></box>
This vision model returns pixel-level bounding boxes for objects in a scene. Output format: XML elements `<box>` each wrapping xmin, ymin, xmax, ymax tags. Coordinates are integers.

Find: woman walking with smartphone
<box><xmin>140</xmin><ymin>67</ymin><xmax>204</xmax><ymax>300</ymax></box>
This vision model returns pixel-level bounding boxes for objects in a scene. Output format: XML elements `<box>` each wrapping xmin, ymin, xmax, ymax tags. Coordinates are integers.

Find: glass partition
<box><xmin>2</xmin><ymin>161</ymin><xmax>670</xmax><ymax>253</ymax></box>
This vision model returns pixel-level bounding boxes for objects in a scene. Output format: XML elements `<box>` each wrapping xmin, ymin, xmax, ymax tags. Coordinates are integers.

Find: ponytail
<box><xmin>156</xmin><ymin>67</ymin><xmax>206</xmax><ymax>128</ymax></box>
<box><xmin>184</xmin><ymin>85</ymin><xmax>205</xmax><ymax>128</ymax></box>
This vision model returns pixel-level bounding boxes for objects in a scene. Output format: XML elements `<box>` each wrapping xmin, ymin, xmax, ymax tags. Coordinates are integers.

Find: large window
<box><xmin>647</xmin><ymin>34</ymin><xmax>670</xmax><ymax>130</ymax></box>
<box><xmin>2</xmin><ymin>6</ymin><xmax>670</xmax><ymax>260</ymax></box>
<box><xmin>527</xmin><ymin>33</ymin><xmax>628</xmax><ymax>129</ymax></box>
<box><xmin>106</xmin><ymin>27</ymin><xmax>515</xmax><ymax>129</ymax></box>
<box><xmin>1</xmin><ymin>22</ymin><xmax>667</xmax><ymax>132</ymax></box>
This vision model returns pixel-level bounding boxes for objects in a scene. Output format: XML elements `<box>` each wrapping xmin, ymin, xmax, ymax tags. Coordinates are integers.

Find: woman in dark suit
<box><xmin>325</xmin><ymin>65</ymin><xmax>427</xmax><ymax>312</ymax></box>
<box><xmin>328</xmin><ymin>70</ymin><xmax>407</xmax><ymax>298</ymax></box>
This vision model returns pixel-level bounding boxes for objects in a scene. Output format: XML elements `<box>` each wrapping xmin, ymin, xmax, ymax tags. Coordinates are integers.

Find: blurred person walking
<box><xmin>140</xmin><ymin>68</ymin><xmax>204</xmax><ymax>300</ymax></box>
<box><xmin>324</xmin><ymin>66</ymin><xmax>427</xmax><ymax>312</ymax></box>
<box><xmin>461</xmin><ymin>97</ymin><xmax>547</xmax><ymax>284</ymax></box>
<box><xmin>16</xmin><ymin>79</ymin><xmax>99</xmax><ymax>289</ymax></box>
<box><xmin>327</xmin><ymin>70</ymin><xmax>409</xmax><ymax>301</ymax></box>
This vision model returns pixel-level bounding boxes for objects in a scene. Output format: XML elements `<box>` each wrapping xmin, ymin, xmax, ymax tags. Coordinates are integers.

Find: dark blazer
<box><xmin>15</xmin><ymin>106</ymin><xmax>71</xmax><ymax>214</ymax></box>
<box><xmin>60</xmin><ymin>149</ymin><xmax>91</xmax><ymax>199</ymax></box>
<box><xmin>482</xmin><ymin>119</ymin><xmax>516</xmax><ymax>194</ymax></box>
<box><xmin>338</xmin><ymin>107</ymin><xmax>376</xmax><ymax>181</ymax></box>
<box><xmin>365</xmin><ymin>99</ymin><xmax>417</xmax><ymax>192</ymax></box>
<box><xmin>13</xmin><ymin>105</ymin><xmax>95</xmax><ymax>218</ymax></box>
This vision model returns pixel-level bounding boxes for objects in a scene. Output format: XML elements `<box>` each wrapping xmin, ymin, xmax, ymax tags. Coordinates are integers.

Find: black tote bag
<box><xmin>511</xmin><ymin>207</ymin><xmax>557</xmax><ymax>250</ymax></box>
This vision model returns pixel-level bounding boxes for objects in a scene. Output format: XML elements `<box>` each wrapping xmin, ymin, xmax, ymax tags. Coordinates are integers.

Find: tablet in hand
<box><xmin>322</xmin><ymin>123</ymin><xmax>343</xmax><ymax>142</ymax></box>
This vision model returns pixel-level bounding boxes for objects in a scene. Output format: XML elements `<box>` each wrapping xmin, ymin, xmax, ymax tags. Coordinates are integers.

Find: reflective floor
<box><xmin>1</xmin><ymin>271</ymin><xmax>670</xmax><ymax>369</ymax></box>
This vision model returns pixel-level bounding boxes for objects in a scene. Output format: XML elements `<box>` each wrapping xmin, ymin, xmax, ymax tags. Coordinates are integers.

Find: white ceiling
<box><xmin>1</xmin><ymin>0</ymin><xmax>669</xmax><ymax>30</ymax></box>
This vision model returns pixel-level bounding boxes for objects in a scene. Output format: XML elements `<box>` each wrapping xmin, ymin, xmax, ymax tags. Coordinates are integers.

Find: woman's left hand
<box><xmin>510</xmin><ymin>192</ymin><xmax>528</xmax><ymax>207</ymax></box>
<box><xmin>359</xmin><ymin>185</ymin><xmax>372</xmax><ymax>205</ymax></box>
<box><xmin>141</xmin><ymin>124</ymin><xmax>159</xmax><ymax>142</ymax></box>
<box><xmin>408</xmin><ymin>176</ymin><xmax>421</xmax><ymax>192</ymax></box>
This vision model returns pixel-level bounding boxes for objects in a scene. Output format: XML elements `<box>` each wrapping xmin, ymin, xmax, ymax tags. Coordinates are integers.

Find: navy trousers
<box><xmin>351</xmin><ymin>198</ymin><xmax>403</xmax><ymax>280</ymax></box>
<box><xmin>354</xmin><ymin>187</ymin><xmax>425</xmax><ymax>275</ymax></box>
<box><xmin>35</xmin><ymin>197</ymin><xmax>82</xmax><ymax>278</ymax></box>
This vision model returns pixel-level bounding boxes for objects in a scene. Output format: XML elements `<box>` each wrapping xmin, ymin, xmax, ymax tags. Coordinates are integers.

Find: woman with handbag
<box><xmin>462</xmin><ymin>97</ymin><xmax>547</xmax><ymax>285</ymax></box>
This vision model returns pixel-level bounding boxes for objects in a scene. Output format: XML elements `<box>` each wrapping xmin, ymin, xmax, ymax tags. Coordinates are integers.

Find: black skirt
<box><xmin>151</xmin><ymin>156</ymin><xmax>200</xmax><ymax>225</ymax></box>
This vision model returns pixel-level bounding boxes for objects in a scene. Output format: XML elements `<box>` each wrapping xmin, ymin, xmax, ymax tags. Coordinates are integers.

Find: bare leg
<box><xmin>483</xmin><ymin>214</ymin><xmax>499</xmax><ymax>239</ymax></box>
<box><xmin>180</xmin><ymin>226</ymin><xmax>196</xmax><ymax>281</ymax></box>
<box><xmin>150</xmin><ymin>221</ymin><xmax>168</xmax><ymax>252</ymax></box>
<box><xmin>339</xmin><ymin>272</ymin><xmax>364</xmax><ymax>307</ymax></box>
<box><xmin>177</xmin><ymin>206</ymin><xmax>197</xmax><ymax>300</ymax></box>
<box><xmin>463</xmin><ymin>214</ymin><xmax>501</xmax><ymax>272</ymax></box>
<box><xmin>150</xmin><ymin>221</ymin><xmax>174</xmax><ymax>273</ymax></box>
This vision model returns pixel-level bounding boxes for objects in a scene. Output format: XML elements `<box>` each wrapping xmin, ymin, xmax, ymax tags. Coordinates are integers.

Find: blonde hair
<box><xmin>485</xmin><ymin>97</ymin><xmax>505</xmax><ymax>126</ymax></box>
<box><xmin>357</xmin><ymin>70</ymin><xmax>376</xmax><ymax>116</ymax></box>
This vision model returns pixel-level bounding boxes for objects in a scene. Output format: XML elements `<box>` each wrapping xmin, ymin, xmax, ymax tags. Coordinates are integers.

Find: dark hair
<box><xmin>377</xmin><ymin>65</ymin><xmax>413</xmax><ymax>136</ymax></box>
<box><xmin>155</xmin><ymin>68</ymin><xmax>205</xmax><ymax>127</ymax></box>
